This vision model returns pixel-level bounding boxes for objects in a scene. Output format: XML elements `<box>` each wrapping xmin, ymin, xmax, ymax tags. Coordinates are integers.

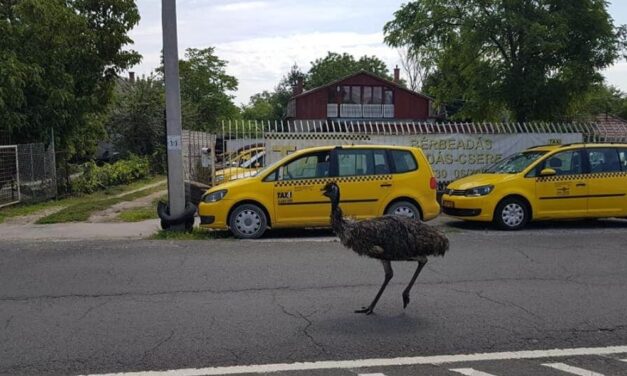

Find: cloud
<box><xmin>214</xmin><ymin>1</ymin><xmax>268</xmax><ymax>12</ymax></box>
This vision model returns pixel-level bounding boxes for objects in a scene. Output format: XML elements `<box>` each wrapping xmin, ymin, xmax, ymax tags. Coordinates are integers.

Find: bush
<box><xmin>71</xmin><ymin>155</ymin><xmax>151</xmax><ymax>194</ymax></box>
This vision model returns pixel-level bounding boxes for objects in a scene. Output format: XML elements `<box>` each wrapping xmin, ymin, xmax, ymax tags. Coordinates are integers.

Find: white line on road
<box><xmin>450</xmin><ymin>368</ymin><xmax>500</xmax><ymax>376</ymax></box>
<box><xmin>82</xmin><ymin>345</ymin><xmax>627</xmax><ymax>376</ymax></box>
<box><xmin>542</xmin><ymin>362</ymin><xmax>605</xmax><ymax>376</ymax></box>
<box><xmin>357</xmin><ymin>374</ymin><xmax>387</xmax><ymax>376</ymax></box>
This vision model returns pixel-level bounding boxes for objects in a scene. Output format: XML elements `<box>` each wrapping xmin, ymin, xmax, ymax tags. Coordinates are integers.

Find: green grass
<box><xmin>150</xmin><ymin>228</ymin><xmax>231</xmax><ymax>240</ymax></box>
<box><xmin>0</xmin><ymin>175</ymin><xmax>166</xmax><ymax>224</ymax></box>
<box><xmin>115</xmin><ymin>195</ymin><xmax>166</xmax><ymax>222</ymax></box>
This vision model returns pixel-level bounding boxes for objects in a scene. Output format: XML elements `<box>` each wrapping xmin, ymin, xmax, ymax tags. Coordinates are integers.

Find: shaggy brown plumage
<box><xmin>323</xmin><ymin>182</ymin><xmax>448</xmax><ymax>314</ymax></box>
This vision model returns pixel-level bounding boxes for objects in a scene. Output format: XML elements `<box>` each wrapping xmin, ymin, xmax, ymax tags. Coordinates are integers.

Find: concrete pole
<box><xmin>162</xmin><ymin>0</ymin><xmax>186</xmax><ymax>229</ymax></box>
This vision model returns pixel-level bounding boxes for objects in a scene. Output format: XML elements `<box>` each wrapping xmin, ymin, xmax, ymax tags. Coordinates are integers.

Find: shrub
<box><xmin>71</xmin><ymin>155</ymin><xmax>151</xmax><ymax>194</ymax></box>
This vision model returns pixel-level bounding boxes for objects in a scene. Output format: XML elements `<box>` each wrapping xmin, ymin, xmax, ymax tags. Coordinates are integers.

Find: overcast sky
<box><xmin>128</xmin><ymin>0</ymin><xmax>627</xmax><ymax>105</ymax></box>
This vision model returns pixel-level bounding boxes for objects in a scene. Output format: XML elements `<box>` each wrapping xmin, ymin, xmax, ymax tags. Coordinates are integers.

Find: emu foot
<box><xmin>355</xmin><ymin>306</ymin><xmax>374</xmax><ymax>315</ymax></box>
<box><xmin>402</xmin><ymin>292</ymin><xmax>410</xmax><ymax>308</ymax></box>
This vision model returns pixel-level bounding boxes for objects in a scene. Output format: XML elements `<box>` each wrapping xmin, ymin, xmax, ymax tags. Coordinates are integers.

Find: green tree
<box><xmin>384</xmin><ymin>0</ymin><xmax>626</xmax><ymax>122</ymax></box>
<box><xmin>159</xmin><ymin>48</ymin><xmax>239</xmax><ymax>131</ymax></box>
<box><xmin>105</xmin><ymin>76</ymin><xmax>166</xmax><ymax>172</ymax></box>
<box><xmin>306</xmin><ymin>52</ymin><xmax>393</xmax><ymax>89</ymax></box>
<box><xmin>568</xmin><ymin>83</ymin><xmax>627</xmax><ymax>120</ymax></box>
<box><xmin>1</xmin><ymin>0</ymin><xmax>140</xmax><ymax>156</ymax></box>
<box><xmin>241</xmin><ymin>91</ymin><xmax>276</xmax><ymax>120</ymax></box>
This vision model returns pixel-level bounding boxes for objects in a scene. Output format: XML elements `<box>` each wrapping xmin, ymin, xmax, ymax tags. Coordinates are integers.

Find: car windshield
<box><xmin>484</xmin><ymin>151</ymin><xmax>547</xmax><ymax>174</ymax></box>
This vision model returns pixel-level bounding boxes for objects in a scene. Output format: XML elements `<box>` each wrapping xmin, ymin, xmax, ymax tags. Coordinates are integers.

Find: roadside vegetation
<box><xmin>150</xmin><ymin>228</ymin><xmax>230</xmax><ymax>240</ymax></box>
<box><xmin>36</xmin><ymin>181</ymin><xmax>166</xmax><ymax>224</ymax></box>
<box><xmin>0</xmin><ymin>176</ymin><xmax>165</xmax><ymax>224</ymax></box>
<box><xmin>115</xmin><ymin>194</ymin><xmax>167</xmax><ymax>222</ymax></box>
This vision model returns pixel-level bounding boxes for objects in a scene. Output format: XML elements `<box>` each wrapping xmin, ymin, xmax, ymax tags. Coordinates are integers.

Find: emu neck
<box><xmin>330</xmin><ymin>197</ymin><xmax>346</xmax><ymax>234</ymax></box>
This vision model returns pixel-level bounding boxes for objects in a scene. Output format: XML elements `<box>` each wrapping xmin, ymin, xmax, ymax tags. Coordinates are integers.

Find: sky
<box><xmin>128</xmin><ymin>0</ymin><xmax>627</xmax><ymax>106</ymax></box>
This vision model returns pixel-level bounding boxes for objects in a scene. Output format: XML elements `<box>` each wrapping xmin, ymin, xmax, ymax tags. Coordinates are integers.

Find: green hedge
<box><xmin>72</xmin><ymin>155</ymin><xmax>151</xmax><ymax>194</ymax></box>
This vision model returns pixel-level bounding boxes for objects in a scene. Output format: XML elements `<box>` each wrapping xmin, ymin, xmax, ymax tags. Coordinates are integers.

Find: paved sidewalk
<box><xmin>0</xmin><ymin>219</ymin><xmax>161</xmax><ymax>241</ymax></box>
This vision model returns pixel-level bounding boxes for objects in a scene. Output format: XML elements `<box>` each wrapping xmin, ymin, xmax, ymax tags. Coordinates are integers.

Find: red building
<box><xmin>286</xmin><ymin>69</ymin><xmax>438</xmax><ymax>121</ymax></box>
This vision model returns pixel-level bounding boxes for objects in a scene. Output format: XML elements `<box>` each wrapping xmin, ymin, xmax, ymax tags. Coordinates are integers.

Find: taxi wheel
<box><xmin>494</xmin><ymin>198</ymin><xmax>529</xmax><ymax>230</ymax></box>
<box><xmin>229</xmin><ymin>204</ymin><xmax>267</xmax><ymax>239</ymax></box>
<box><xmin>386</xmin><ymin>201</ymin><xmax>421</xmax><ymax>220</ymax></box>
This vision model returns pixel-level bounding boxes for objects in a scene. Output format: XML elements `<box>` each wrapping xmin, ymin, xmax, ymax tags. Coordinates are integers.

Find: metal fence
<box><xmin>16</xmin><ymin>143</ymin><xmax>57</xmax><ymax>204</ymax></box>
<box><xmin>0</xmin><ymin>146</ymin><xmax>20</xmax><ymax>208</ymax></box>
<box><xmin>182</xmin><ymin>120</ymin><xmax>627</xmax><ymax>189</ymax></box>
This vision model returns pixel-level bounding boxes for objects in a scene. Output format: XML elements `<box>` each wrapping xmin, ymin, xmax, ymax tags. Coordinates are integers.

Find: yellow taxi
<box><xmin>442</xmin><ymin>143</ymin><xmax>627</xmax><ymax>230</ymax></box>
<box><xmin>199</xmin><ymin>145</ymin><xmax>440</xmax><ymax>238</ymax></box>
<box><xmin>214</xmin><ymin>147</ymin><xmax>265</xmax><ymax>185</ymax></box>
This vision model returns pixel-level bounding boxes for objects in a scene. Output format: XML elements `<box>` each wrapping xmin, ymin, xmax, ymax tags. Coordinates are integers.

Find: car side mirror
<box><xmin>540</xmin><ymin>168</ymin><xmax>557</xmax><ymax>176</ymax></box>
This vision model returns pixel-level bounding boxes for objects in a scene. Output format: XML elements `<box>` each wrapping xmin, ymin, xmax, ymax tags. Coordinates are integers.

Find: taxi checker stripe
<box><xmin>274</xmin><ymin>175</ymin><xmax>393</xmax><ymax>187</ymax></box>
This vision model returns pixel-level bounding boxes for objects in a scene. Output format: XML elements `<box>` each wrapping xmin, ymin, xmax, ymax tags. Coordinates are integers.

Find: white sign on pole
<box><xmin>167</xmin><ymin>135</ymin><xmax>181</xmax><ymax>151</ymax></box>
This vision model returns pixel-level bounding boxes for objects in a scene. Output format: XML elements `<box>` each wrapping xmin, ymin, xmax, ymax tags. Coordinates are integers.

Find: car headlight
<box><xmin>465</xmin><ymin>185</ymin><xmax>494</xmax><ymax>197</ymax></box>
<box><xmin>202</xmin><ymin>189</ymin><xmax>228</xmax><ymax>203</ymax></box>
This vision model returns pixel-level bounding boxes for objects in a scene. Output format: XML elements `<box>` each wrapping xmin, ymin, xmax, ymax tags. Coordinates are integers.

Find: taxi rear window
<box><xmin>390</xmin><ymin>150</ymin><xmax>417</xmax><ymax>173</ymax></box>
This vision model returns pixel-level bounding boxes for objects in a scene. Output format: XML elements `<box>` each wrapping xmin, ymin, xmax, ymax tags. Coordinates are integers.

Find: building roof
<box><xmin>592</xmin><ymin>113</ymin><xmax>627</xmax><ymax>140</ymax></box>
<box><xmin>291</xmin><ymin>70</ymin><xmax>433</xmax><ymax>101</ymax></box>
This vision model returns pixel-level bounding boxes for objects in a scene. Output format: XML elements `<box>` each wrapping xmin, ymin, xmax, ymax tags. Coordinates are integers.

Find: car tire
<box><xmin>229</xmin><ymin>204</ymin><xmax>268</xmax><ymax>239</ymax></box>
<box><xmin>386</xmin><ymin>201</ymin><xmax>422</xmax><ymax>220</ymax></box>
<box><xmin>494</xmin><ymin>197</ymin><xmax>529</xmax><ymax>230</ymax></box>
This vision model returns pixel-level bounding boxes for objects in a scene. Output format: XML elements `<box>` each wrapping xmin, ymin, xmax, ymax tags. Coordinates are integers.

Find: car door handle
<box><xmin>576</xmin><ymin>183</ymin><xmax>586</xmax><ymax>187</ymax></box>
<box><xmin>380</xmin><ymin>183</ymin><xmax>392</xmax><ymax>187</ymax></box>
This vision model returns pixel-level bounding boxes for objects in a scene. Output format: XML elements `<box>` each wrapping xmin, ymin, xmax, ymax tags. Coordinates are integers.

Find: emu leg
<box><xmin>356</xmin><ymin>260</ymin><xmax>393</xmax><ymax>315</ymax></box>
<box><xmin>402</xmin><ymin>259</ymin><xmax>427</xmax><ymax>308</ymax></box>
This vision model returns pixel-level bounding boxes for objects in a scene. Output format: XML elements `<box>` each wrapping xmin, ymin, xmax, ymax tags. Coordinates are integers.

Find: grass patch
<box><xmin>150</xmin><ymin>228</ymin><xmax>231</xmax><ymax>240</ymax></box>
<box><xmin>35</xmin><ymin>180</ymin><xmax>166</xmax><ymax>224</ymax></box>
<box><xmin>0</xmin><ymin>175</ymin><xmax>166</xmax><ymax>224</ymax></box>
<box><xmin>116</xmin><ymin>195</ymin><xmax>166</xmax><ymax>222</ymax></box>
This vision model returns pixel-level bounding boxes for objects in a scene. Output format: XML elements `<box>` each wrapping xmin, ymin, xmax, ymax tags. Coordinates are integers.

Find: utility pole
<box><xmin>162</xmin><ymin>0</ymin><xmax>186</xmax><ymax>230</ymax></box>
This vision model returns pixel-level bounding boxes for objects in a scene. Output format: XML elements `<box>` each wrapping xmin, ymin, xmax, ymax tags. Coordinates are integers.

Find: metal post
<box><xmin>162</xmin><ymin>0</ymin><xmax>186</xmax><ymax>230</ymax></box>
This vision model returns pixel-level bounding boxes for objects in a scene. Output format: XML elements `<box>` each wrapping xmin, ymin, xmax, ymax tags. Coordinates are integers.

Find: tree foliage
<box><xmin>306</xmin><ymin>52</ymin><xmax>393</xmax><ymax>90</ymax></box>
<box><xmin>0</xmin><ymin>0</ymin><xmax>141</xmax><ymax>156</ymax></box>
<box><xmin>384</xmin><ymin>0</ymin><xmax>627</xmax><ymax>121</ymax></box>
<box><xmin>159</xmin><ymin>47</ymin><xmax>239</xmax><ymax>131</ymax></box>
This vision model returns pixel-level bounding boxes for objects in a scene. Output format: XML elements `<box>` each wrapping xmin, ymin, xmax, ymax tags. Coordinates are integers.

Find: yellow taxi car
<box><xmin>442</xmin><ymin>143</ymin><xmax>627</xmax><ymax>230</ymax></box>
<box><xmin>199</xmin><ymin>145</ymin><xmax>440</xmax><ymax>238</ymax></box>
<box><xmin>214</xmin><ymin>147</ymin><xmax>265</xmax><ymax>185</ymax></box>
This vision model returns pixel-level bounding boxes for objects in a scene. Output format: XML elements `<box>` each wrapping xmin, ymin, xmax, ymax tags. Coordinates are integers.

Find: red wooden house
<box><xmin>286</xmin><ymin>68</ymin><xmax>438</xmax><ymax>121</ymax></box>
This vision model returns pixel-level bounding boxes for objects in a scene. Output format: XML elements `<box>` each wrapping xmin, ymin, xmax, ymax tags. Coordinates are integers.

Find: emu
<box><xmin>322</xmin><ymin>182</ymin><xmax>448</xmax><ymax>315</ymax></box>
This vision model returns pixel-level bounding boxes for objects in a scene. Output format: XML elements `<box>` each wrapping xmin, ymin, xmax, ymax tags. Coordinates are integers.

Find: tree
<box><xmin>384</xmin><ymin>0</ymin><xmax>627</xmax><ymax>122</ymax></box>
<box><xmin>159</xmin><ymin>48</ymin><xmax>239</xmax><ymax>131</ymax></box>
<box><xmin>105</xmin><ymin>76</ymin><xmax>166</xmax><ymax>171</ymax></box>
<box><xmin>1</xmin><ymin>0</ymin><xmax>141</xmax><ymax>156</ymax></box>
<box><xmin>398</xmin><ymin>47</ymin><xmax>432</xmax><ymax>92</ymax></box>
<box><xmin>568</xmin><ymin>83</ymin><xmax>627</xmax><ymax>120</ymax></box>
<box><xmin>306</xmin><ymin>52</ymin><xmax>393</xmax><ymax>89</ymax></box>
<box><xmin>241</xmin><ymin>64</ymin><xmax>306</xmax><ymax>121</ymax></box>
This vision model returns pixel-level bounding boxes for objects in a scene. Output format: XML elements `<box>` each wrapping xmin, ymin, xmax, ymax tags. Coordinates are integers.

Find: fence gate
<box><xmin>0</xmin><ymin>145</ymin><xmax>20</xmax><ymax>208</ymax></box>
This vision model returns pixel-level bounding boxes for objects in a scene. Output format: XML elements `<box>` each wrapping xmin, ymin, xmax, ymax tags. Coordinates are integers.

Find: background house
<box><xmin>286</xmin><ymin>69</ymin><xmax>440</xmax><ymax>122</ymax></box>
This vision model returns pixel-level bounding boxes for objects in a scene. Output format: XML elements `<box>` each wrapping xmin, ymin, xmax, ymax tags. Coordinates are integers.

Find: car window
<box><xmin>336</xmin><ymin>149</ymin><xmax>390</xmax><ymax>176</ymax></box>
<box><xmin>281</xmin><ymin>151</ymin><xmax>330</xmax><ymax>180</ymax></box>
<box><xmin>588</xmin><ymin>148</ymin><xmax>622</xmax><ymax>173</ymax></box>
<box><xmin>539</xmin><ymin>150</ymin><xmax>583</xmax><ymax>175</ymax></box>
<box><xmin>390</xmin><ymin>150</ymin><xmax>417</xmax><ymax>173</ymax></box>
<box><xmin>620</xmin><ymin>149</ymin><xmax>627</xmax><ymax>171</ymax></box>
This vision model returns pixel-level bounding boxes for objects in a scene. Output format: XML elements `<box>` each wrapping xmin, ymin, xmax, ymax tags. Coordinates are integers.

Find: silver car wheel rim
<box><xmin>235</xmin><ymin>209</ymin><xmax>261</xmax><ymax>235</ymax></box>
<box><xmin>394</xmin><ymin>206</ymin><xmax>416</xmax><ymax>219</ymax></box>
<box><xmin>502</xmin><ymin>203</ymin><xmax>524</xmax><ymax>227</ymax></box>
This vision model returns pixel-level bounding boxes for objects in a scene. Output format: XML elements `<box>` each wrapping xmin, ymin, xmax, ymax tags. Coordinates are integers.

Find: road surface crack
<box><xmin>273</xmin><ymin>296</ymin><xmax>328</xmax><ymax>356</ymax></box>
<box><xmin>142</xmin><ymin>330</ymin><xmax>175</xmax><ymax>360</ymax></box>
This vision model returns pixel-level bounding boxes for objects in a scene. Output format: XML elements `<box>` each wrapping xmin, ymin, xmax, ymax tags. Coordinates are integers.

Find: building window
<box><xmin>351</xmin><ymin>86</ymin><xmax>361</xmax><ymax>104</ymax></box>
<box><xmin>384</xmin><ymin>88</ymin><xmax>393</xmax><ymax>105</ymax></box>
<box><xmin>373</xmin><ymin>87</ymin><xmax>382</xmax><ymax>104</ymax></box>
<box><xmin>342</xmin><ymin>86</ymin><xmax>351</xmax><ymax>103</ymax></box>
<box><xmin>363</xmin><ymin>86</ymin><xmax>372</xmax><ymax>104</ymax></box>
<box><xmin>328</xmin><ymin>87</ymin><xmax>337</xmax><ymax>104</ymax></box>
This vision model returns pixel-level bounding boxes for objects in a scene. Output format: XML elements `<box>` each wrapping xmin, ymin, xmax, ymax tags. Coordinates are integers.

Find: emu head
<box><xmin>321</xmin><ymin>182</ymin><xmax>340</xmax><ymax>204</ymax></box>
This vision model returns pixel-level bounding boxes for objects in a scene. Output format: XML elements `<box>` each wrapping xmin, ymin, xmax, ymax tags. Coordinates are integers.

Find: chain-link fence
<box><xmin>0</xmin><ymin>146</ymin><xmax>20</xmax><ymax>208</ymax></box>
<box><xmin>16</xmin><ymin>143</ymin><xmax>57</xmax><ymax>204</ymax></box>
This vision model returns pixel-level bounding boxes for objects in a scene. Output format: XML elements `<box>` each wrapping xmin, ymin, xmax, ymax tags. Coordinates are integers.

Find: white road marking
<box><xmin>450</xmin><ymin>368</ymin><xmax>500</xmax><ymax>376</ymax></box>
<box><xmin>82</xmin><ymin>345</ymin><xmax>627</xmax><ymax>376</ymax></box>
<box><xmin>621</xmin><ymin>358</ymin><xmax>627</xmax><ymax>363</ymax></box>
<box><xmin>542</xmin><ymin>362</ymin><xmax>605</xmax><ymax>376</ymax></box>
<box><xmin>358</xmin><ymin>374</ymin><xmax>387</xmax><ymax>376</ymax></box>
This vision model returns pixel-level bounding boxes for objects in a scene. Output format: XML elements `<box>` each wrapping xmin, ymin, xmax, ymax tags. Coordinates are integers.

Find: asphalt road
<box><xmin>1</xmin><ymin>219</ymin><xmax>627</xmax><ymax>376</ymax></box>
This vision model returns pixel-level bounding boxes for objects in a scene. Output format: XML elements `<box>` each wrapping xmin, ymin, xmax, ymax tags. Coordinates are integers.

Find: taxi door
<box><xmin>273</xmin><ymin>150</ymin><xmax>332</xmax><ymax>226</ymax></box>
<box><xmin>333</xmin><ymin>148</ymin><xmax>392</xmax><ymax>219</ymax></box>
<box><xmin>586</xmin><ymin>148</ymin><xmax>627</xmax><ymax>216</ymax></box>
<box><xmin>534</xmin><ymin>149</ymin><xmax>588</xmax><ymax>219</ymax></box>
